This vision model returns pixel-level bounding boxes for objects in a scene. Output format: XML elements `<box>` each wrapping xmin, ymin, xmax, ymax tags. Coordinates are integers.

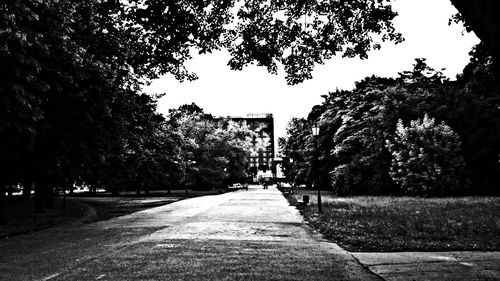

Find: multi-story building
<box><xmin>216</xmin><ymin>113</ymin><xmax>275</xmax><ymax>177</ymax></box>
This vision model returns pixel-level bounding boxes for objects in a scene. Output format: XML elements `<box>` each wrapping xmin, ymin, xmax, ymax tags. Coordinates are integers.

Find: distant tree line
<box><xmin>164</xmin><ymin>103</ymin><xmax>254</xmax><ymax>192</ymax></box>
<box><xmin>280</xmin><ymin>45</ymin><xmax>500</xmax><ymax>196</ymax></box>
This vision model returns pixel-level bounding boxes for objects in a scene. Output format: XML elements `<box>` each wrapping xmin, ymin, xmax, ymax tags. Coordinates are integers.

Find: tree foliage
<box><xmin>2</xmin><ymin>0</ymin><xmax>499</xmax><ymax>223</ymax></box>
<box><xmin>386</xmin><ymin>115</ymin><xmax>466</xmax><ymax>196</ymax></box>
<box><xmin>0</xmin><ymin>0</ymin><xmax>178</xmax><ymax>215</ymax></box>
<box><xmin>118</xmin><ymin>0</ymin><xmax>500</xmax><ymax>84</ymax></box>
<box><xmin>107</xmin><ymin>0</ymin><xmax>402</xmax><ymax>84</ymax></box>
<box><xmin>165</xmin><ymin>104</ymin><xmax>253</xmax><ymax>190</ymax></box>
<box><xmin>279</xmin><ymin>118</ymin><xmax>314</xmax><ymax>187</ymax></box>
<box><xmin>225</xmin><ymin>0</ymin><xmax>402</xmax><ymax>84</ymax></box>
<box><xmin>449</xmin><ymin>0</ymin><xmax>500</xmax><ymax>80</ymax></box>
<box><xmin>281</xmin><ymin>51</ymin><xmax>500</xmax><ymax>196</ymax></box>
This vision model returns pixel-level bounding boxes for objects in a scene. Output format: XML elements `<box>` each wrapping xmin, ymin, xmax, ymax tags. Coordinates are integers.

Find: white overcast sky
<box><xmin>144</xmin><ymin>0</ymin><xmax>480</xmax><ymax>140</ymax></box>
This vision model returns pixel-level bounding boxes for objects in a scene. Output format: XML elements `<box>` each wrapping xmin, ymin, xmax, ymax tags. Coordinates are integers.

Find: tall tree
<box><xmin>449</xmin><ymin>0</ymin><xmax>500</xmax><ymax>79</ymax></box>
<box><xmin>0</xmin><ymin>0</ymin><xmax>180</xmax><ymax>216</ymax></box>
<box><xmin>119</xmin><ymin>0</ymin><xmax>402</xmax><ymax>84</ymax></box>
<box><xmin>166</xmin><ymin>104</ymin><xmax>253</xmax><ymax>190</ymax></box>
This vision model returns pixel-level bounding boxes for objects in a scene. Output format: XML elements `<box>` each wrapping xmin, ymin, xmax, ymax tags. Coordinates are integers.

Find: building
<box><xmin>216</xmin><ymin>113</ymin><xmax>275</xmax><ymax>178</ymax></box>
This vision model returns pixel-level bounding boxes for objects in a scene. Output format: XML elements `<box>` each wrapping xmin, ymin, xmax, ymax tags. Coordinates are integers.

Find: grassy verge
<box><xmin>285</xmin><ymin>187</ymin><xmax>500</xmax><ymax>252</ymax></box>
<box><xmin>1</xmin><ymin>188</ymin><xmax>227</xmax><ymax>238</ymax></box>
<box><xmin>0</xmin><ymin>197</ymin><xmax>87</xmax><ymax>238</ymax></box>
<box><xmin>72</xmin><ymin>196</ymin><xmax>179</xmax><ymax>222</ymax></box>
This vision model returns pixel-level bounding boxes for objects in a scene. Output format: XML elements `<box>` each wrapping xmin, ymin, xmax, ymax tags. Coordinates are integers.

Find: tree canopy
<box><xmin>165</xmin><ymin>104</ymin><xmax>254</xmax><ymax>189</ymax></box>
<box><xmin>119</xmin><ymin>0</ymin><xmax>500</xmax><ymax>83</ymax></box>
<box><xmin>280</xmin><ymin>49</ymin><xmax>500</xmax><ymax>196</ymax></box>
<box><xmin>449</xmin><ymin>0</ymin><xmax>500</xmax><ymax>78</ymax></box>
<box><xmin>2</xmin><ymin>0</ymin><xmax>500</xmax><ymax>223</ymax></box>
<box><xmin>116</xmin><ymin>0</ymin><xmax>402</xmax><ymax>84</ymax></box>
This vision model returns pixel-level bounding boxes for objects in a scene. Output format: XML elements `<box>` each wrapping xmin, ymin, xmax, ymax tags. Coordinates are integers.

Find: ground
<box><xmin>0</xmin><ymin>185</ymin><xmax>377</xmax><ymax>281</ymax></box>
<box><xmin>1</xmin><ymin>185</ymin><xmax>499</xmax><ymax>280</ymax></box>
<box><xmin>285</xmin><ymin>188</ymin><xmax>500</xmax><ymax>251</ymax></box>
<box><xmin>0</xmin><ymin>188</ymin><xmax>226</xmax><ymax>238</ymax></box>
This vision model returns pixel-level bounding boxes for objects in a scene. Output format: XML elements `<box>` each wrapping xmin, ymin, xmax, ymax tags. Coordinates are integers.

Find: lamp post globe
<box><xmin>312</xmin><ymin>125</ymin><xmax>319</xmax><ymax>136</ymax></box>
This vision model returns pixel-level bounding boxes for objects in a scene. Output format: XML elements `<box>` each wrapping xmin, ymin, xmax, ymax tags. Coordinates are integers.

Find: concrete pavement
<box><xmin>352</xmin><ymin>251</ymin><xmax>500</xmax><ymax>281</ymax></box>
<box><xmin>2</xmin><ymin>185</ymin><xmax>498</xmax><ymax>280</ymax></box>
<box><xmin>0</xmin><ymin>185</ymin><xmax>379</xmax><ymax>280</ymax></box>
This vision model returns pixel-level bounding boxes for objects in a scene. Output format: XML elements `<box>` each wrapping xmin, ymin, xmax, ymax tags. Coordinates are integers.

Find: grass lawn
<box><xmin>1</xmin><ymin>188</ymin><xmax>228</xmax><ymax>239</ymax></box>
<box><xmin>285</xmin><ymin>187</ymin><xmax>500</xmax><ymax>252</ymax></box>
<box><xmin>0</xmin><ymin>196</ymin><xmax>88</xmax><ymax>238</ymax></box>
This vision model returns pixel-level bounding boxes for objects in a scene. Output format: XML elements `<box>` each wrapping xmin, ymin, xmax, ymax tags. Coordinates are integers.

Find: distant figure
<box><xmin>263</xmin><ymin>177</ymin><xmax>270</xmax><ymax>189</ymax></box>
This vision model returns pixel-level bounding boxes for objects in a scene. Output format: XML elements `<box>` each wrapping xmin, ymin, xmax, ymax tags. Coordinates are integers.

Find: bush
<box><xmin>386</xmin><ymin>115</ymin><xmax>467</xmax><ymax>196</ymax></box>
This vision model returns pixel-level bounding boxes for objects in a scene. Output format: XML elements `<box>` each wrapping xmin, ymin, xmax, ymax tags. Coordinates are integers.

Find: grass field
<box><xmin>1</xmin><ymin>188</ymin><xmax>227</xmax><ymax>238</ymax></box>
<box><xmin>285</xmin><ymin>188</ymin><xmax>500</xmax><ymax>252</ymax></box>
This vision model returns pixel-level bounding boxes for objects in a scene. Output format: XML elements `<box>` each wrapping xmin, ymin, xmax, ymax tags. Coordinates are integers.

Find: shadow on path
<box><xmin>0</xmin><ymin>185</ymin><xmax>380</xmax><ymax>281</ymax></box>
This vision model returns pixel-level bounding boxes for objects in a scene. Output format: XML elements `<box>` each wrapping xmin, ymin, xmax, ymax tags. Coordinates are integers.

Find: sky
<box><xmin>144</xmin><ymin>0</ymin><xmax>480</xmax><ymax>141</ymax></box>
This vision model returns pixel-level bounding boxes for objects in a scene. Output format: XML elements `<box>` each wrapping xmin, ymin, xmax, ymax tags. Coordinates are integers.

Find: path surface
<box><xmin>353</xmin><ymin>251</ymin><xmax>500</xmax><ymax>281</ymax></box>
<box><xmin>0</xmin><ymin>185</ymin><xmax>379</xmax><ymax>281</ymax></box>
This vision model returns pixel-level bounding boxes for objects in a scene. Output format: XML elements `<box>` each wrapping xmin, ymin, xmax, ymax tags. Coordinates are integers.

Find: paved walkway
<box><xmin>0</xmin><ymin>185</ymin><xmax>379</xmax><ymax>280</ymax></box>
<box><xmin>353</xmin><ymin>251</ymin><xmax>500</xmax><ymax>280</ymax></box>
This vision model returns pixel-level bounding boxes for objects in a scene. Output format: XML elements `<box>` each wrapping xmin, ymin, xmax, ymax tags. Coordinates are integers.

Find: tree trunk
<box><xmin>7</xmin><ymin>185</ymin><xmax>13</xmax><ymax>197</ymax></box>
<box><xmin>111</xmin><ymin>187</ymin><xmax>119</xmax><ymax>196</ymax></box>
<box><xmin>22</xmin><ymin>179</ymin><xmax>33</xmax><ymax>199</ymax></box>
<box><xmin>306</xmin><ymin>182</ymin><xmax>312</xmax><ymax>189</ymax></box>
<box><xmin>34</xmin><ymin>182</ymin><xmax>45</xmax><ymax>213</ymax></box>
<box><xmin>62</xmin><ymin>183</ymin><xmax>67</xmax><ymax>210</ymax></box>
<box><xmin>45</xmin><ymin>182</ymin><xmax>54</xmax><ymax>208</ymax></box>
<box><xmin>0</xmin><ymin>183</ymin><xmax>6</xmax><ymax>225</ymax></box>
<box><xmin>89</xmin><ymin>186</ymin><xmax>93</xmax><ymax>196</ymax></box>
<box><xmin>136</xmin><ymin>182</ymin><xmax>141</xmax><ymax>196</ymax></box>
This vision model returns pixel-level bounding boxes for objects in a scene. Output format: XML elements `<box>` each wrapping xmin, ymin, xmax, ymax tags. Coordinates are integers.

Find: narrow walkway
<box><xmin>0</xmin><ymin>185</ymin><xmax>379</xmax><ymax>280</ymax></box>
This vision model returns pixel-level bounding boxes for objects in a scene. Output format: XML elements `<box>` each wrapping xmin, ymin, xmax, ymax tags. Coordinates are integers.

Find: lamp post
<box><xmin>223</xmin><ymin>167</ymin><xmax>228</xmax><ymax>189</ymax></box>
<box><xmin>184</xmin><ymin>160</ymin><xmax>196</xmax><ymax>197</ymax></box>
<box><xmin>184</xmin><ymin>160</ymin><xmax>188</xmax><ymax>196</ymax></box>
<box><xmin>312</xmin><ymin>124</ymin><xmax>322</xmax><ymax>214</ymax></box>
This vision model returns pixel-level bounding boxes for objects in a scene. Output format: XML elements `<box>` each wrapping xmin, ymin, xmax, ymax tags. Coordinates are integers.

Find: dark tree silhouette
<box><xmin>450</xmin><ymin>0</ymin><xmax>500</xmax><ymax>78</ymax></box>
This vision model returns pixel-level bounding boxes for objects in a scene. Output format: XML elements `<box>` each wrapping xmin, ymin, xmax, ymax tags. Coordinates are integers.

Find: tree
<box><xmin>281</xmin><ymin>56</ymin><xmax>499</xmax><ymax>196</ymax></box>
<box><xmin>0</xmin><ymin>0</ymin><xmax>180</xmax><ymax>217</ymax></box>
<box><xmin>165</xmin><ymin>104</ymin><xmax>253</xmax><ymax>190</ymax></box>
<box><xmin>386</xmin><ymin>115</ymin><xmax>466</xmax><ymax>196</ymax></box>
<box><xmin>122</xmin><ymin>0</ymin><xmax>500</xmax><ymax>84</ymax></box>
<box><xmin>118</xmin><ymin>0</ymin><xmax>402</xmax><ymax>85</ymax></box>
<box><xmin>449</xmin><ymin>0</ymin><xmax>500</xmax><ymax>79</ymax></box>
<box><xmin>279</xmin><ymin>118</ymin><xmax>315</xmax><ymax>187</ymax></box>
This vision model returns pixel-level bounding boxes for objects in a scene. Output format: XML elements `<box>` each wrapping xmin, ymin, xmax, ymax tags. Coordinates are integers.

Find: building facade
<box><xmin>217</xmin><ymin>113</ymin><xmax>275</xmax><ymax>177</ymax></box>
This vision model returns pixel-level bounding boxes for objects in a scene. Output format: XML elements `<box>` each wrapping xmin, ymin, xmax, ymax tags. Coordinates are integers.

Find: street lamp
<box><xmin>312</xmin><ymin>126</ymin><xmax>320</xmax><ymax>137</ymax></box>
<box><xmin>184</xmin><ymin>160</ymin><xmax>196</xmax><ymax>197</ymax></box>
<box><xmin>223</xmin><ymin>167</ymin><xmax>228</xmax><ymax>189</ymax></box>
<box><xmin>311</xmin><ymin>124</ymin><xmax>322</xmax><ymax>214</ymax></box>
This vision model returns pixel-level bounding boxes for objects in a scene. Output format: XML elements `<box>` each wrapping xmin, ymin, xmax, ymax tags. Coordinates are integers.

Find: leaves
<box><xmin>281</xmin><ymin>55</ymin><xmax>500</xmax><ymax>195</ymax></box>
<box><xmin>166</xmin><ymin>104</ymin><xmax>254</xmax><ymax>189</ymax></box>
<box><xmin>224</xmin><ymin>0</ymin><xmax>402</xmax><ymax>84</ymax></box>
<box><xmin>387</xmin><ymin>115</ymin><xmax>467</xmax><ymax>196</ymax></box>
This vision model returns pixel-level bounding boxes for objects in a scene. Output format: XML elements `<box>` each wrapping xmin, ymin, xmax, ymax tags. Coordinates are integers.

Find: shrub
<box><xmin>386</xmin><ymin>115</ymin><xmax>466</xmax><ymax>196</ymax></box>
